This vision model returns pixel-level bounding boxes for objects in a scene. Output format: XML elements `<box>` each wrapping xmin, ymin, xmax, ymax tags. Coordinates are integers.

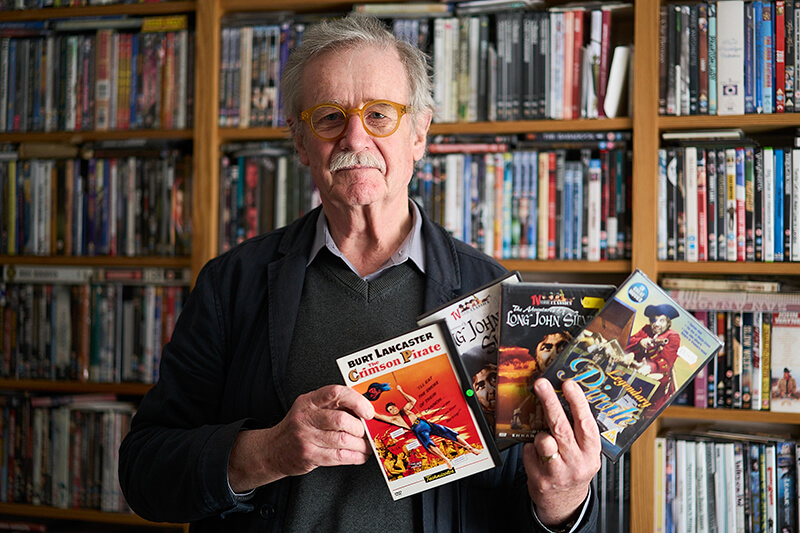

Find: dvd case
<box><xmin>539</xmin><ymin>269</ymin><xmax>724</xmax><ymax>461</ymax></box>
<box><xmin>494</xmin><ymin>282</ymin><xmax>616</xmax><ymax>442</ymax></box>
<box><xmin>337</xmin><ymin>321</ymin><xmax>500</xmax><ymax>500</ymax></box>
<box><xmin>416</xmin><ymin>271</ymin><xmax>522</xmax><ymax>445</ymax></box>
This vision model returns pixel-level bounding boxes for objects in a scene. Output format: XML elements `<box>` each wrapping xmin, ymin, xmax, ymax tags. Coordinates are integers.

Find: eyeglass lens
<box><xmin>310</xmin><ymin>102</ymin><xmax>400</xmax><ymax>139</ymax></box>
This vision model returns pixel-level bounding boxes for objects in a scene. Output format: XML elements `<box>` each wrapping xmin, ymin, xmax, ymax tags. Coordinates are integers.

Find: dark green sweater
<box><xmin>283</xmin><ymin>250</ymin><xmax>425</xmax><ymax>532</ymax></box>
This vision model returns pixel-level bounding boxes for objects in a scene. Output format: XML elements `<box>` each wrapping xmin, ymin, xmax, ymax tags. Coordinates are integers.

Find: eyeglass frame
<box><xmin>299</xmin><ymin>99</ymin><xmax>409</xmax><ymax>141</ymax></box>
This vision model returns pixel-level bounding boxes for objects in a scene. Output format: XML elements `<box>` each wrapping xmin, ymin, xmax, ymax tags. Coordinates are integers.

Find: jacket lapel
<box><xmin>267</xmin><ymin>208</ymin><xmax>320</xmax><ymax>412</ymax></box>
<box><xmin>419</xmin><ymin>202</ymin><xmax>462</xmax><ymax>310</ymax></box>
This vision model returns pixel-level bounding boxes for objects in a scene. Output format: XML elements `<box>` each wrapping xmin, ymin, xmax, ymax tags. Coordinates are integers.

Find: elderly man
<box><xmin>119</xmin><ymin>15</ymin><xmax>599</xmax><ymax>532</ymax></box>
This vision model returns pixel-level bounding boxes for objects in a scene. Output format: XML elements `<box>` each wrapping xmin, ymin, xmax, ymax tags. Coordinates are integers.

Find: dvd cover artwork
<box><xmin>770</xmin><ymin>312</ymin><xmax>800</xmax><ymax>413</ymax></box>
<box><xmin>337</xmin><ymin>321</ymin><xmax>499</xmax><ymax>500</ymax></box>
<box><xmin>416</xmin><ymin>271</ymin><xmax>522</xmax><ymax>442</ymax></box>
<box><xmin>540</xmin><ymin>270</ymin><xmax>724</xmax><ymax>461</ymax></box>
<box><xmin>494</xmin><ymin>282</ymin><xmax>616</xmax><ymax>442</ymax></box>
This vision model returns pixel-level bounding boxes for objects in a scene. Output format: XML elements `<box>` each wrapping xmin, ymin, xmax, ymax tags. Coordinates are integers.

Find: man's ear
<box><xmin>287</xmin><ymin>118</ymin><xmax>310</xmax><ymax>165</ymax></box>
<box><xmin>411</xmin><ymin>110</ymin><xmax>433</xmax><ymax>162</ymax></box>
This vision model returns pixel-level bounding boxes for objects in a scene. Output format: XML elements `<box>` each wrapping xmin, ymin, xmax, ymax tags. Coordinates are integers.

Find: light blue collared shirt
<box><xmin>308</xmin><ymin>201</ymin><xmax>426</xmax><ymax>280</ymax></box>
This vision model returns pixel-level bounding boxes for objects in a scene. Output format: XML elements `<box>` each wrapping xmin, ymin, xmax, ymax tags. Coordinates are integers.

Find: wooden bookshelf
<box><xmin>2</xmin><ymin>0</ymin><xmax>798</xmax><ymax>531</ymax></box>
<box><xmin>0</xmin><ymin>2</ymin><xmax>197</xmax><ymax>530</ymax></box>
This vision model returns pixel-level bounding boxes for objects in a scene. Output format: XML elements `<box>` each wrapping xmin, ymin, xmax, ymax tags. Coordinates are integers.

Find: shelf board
<box><xmin>0</xmin><ymin>255</ymin><xmax>191</xmax><ymax>267</ymax></box>
<box><xmin>500</xmin><ymin>259</ymin><xmax>631</xmax><ymax>274</ymax></box>
<box><xmin>219</xmin><ymin>117</ymin><xmax>634</xmax><ymax>143</ymax></box>
<box><xmin>663</xmin><ymin>405</ymin><xmax>800</xmax><ymax>426</ymax></box>
<box><xmin>0</xmin><ymin>502</ymin><xmax>183</xmax><ymax>528</ymax></box>
<box><xmin>0</xmin><ymin>129</ymin><xmax>193</xmax><ymax>145</ymax></box>
<box><xmin>219</xmin><ymin>126</ymin><xmax>290</xmax><ymax>143</ymax></box>
<box><xmin>221</xmin><ymin>0</ymin><xmax>403</xmax><ymax>15</ymax></box>
<box><xmin>657</xmin><ymin>260</ymin><xmax>800</xmax><ymax>276</ymax></box>
<box><xmin>0</xmin><ymin>1</ymin><xmax>196</xmax><ymax>20</ymax></box>
<box><xmin>430</xmin><ymin>117</ymin><xmax>633</xmax><ymax>136</ymax></box>
<box><xmin>0</xmin><ymin>379</ymin><xmax>153</xmax><ymax>395</ymax></box>
<box><xmin>660</xmin><ymin>113</ymin><xmax>800</xmax><ymax>133</ymax></box>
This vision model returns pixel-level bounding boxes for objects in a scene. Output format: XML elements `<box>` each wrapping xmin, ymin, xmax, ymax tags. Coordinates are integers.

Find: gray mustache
<box><xmin>329</xmin><ymin>151</ymin><xmax>386</xmax><ymax>173</ymax></box>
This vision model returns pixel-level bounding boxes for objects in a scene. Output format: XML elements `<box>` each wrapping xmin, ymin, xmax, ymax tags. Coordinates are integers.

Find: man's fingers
<box><xmin>560</xmin><ymin>379</ymin><xmax>601</xmax><ymax>451</ymax></box>
<box><xmin>311</xmin><ymin>384</ymin><xmax>376</xmax><ymax>420</ymax></box>
<box><xmin>307</xmin><ymin>407</ymin><xmax>367</xmax><ymax>438</ymax></box>
<box><xmin>533</xmin><ymin>378</ymin><xmax>577</xmax><ymax>448</ymax></box>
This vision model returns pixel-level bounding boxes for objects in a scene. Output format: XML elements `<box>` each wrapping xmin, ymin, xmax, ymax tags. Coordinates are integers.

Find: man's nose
<box><xmin>339</xmin><ymin>112</ymin><xmax>371</xmax><ymax>149</ymax></box>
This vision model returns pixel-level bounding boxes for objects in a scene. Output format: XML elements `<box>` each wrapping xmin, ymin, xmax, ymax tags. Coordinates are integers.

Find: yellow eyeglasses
<box><xmin>300</xmin><ymin>99</ymin><xmax>408</xmax><ymax>141</ymax></box>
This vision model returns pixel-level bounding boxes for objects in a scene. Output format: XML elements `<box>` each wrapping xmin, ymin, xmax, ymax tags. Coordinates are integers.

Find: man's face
<box><xmin>386</xmin><ymin>404</ymin><xmax>400</xmax><ymax>415</ymax></box>
<box><xmin>472</xmin><ymin>364</ymin><xmax>497</xmax><ymax>411</ymax></box>
<box><xmin>650</xmin><ymin>314</ymin><xmax>670</xmax><ymax>336</ymax></box>
<box><xmin>535</xmin><ymin>332</ymin><xmax>570</xmax><ymax>370</ymax></box>
<box><xmin>293</xmin><ymin>45</ymin><xmax>430</xmax><ymax>212</ymax></box>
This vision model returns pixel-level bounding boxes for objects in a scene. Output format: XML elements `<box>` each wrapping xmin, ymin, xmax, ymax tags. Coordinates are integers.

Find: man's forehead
<box><xmin>303</xmin><ymin>45</ymin><xmax>409</xmax><ymax>104</ymax></box>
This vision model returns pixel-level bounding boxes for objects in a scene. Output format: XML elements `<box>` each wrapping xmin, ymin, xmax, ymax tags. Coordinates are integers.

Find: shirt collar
<box><xmin>308</xmin><ymin>201</ymin><xmax>426</xmax><ymax>281</ymax></box>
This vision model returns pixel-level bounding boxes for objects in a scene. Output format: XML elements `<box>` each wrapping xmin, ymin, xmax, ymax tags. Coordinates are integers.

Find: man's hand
<box><xmin>228</xmin><ymin>385</ymin><xmax>375</xmax><ymax>493</ymax></box>
<box><xmin>523</xmin><ymin>378</ymin><xmax>601</xmax><ymax>528</ymax></box>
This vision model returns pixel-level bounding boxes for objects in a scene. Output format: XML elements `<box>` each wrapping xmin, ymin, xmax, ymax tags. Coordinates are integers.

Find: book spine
<box><xmin>666</xmin><ymin>148</ymin><xmax>677</xmax><ymax>259</ymax></box>
<box><xmin>708</xmin><ymin>3</ymin><xmax>718</xmax><ymax>115</ymax></box>
<box><xmin>746</xmin><ymin>2</ymin><xmax>757</xmax><ymax>114</ymax></box>
<box><xmin>787</xmin><ymin>2</ymin><xmax>796</xmax><ymax>112</ymax></box>
<box><xmin>745</xmin><ymin>147</ymin><xmax>756</xmax><ymax>261</ymax></box>
<box><xmin>706</xmin><ymin>149</ymin><xmax>718</xmax><ymax>260</ymax></box>
<box><xmin>571</xmin><ymin>10</ymin><xmax>583</xmax><ymax>120</ymax></box>
<box><xmin>587</xmin><ymin>157</ymin><xmax>601</xmax><ymax>261</ymax></box>
<box><xmin>659</xmin><ymin>6</ymin><xmax>668</xmax><ymax>115</ymax></box>
<box><xmin>685</xmin><ymin>146</ymin><xmax>699</xmax><ymax>261</ymax></box>
<box><xmin>698</xmin><ymin>5</ymin><xmax>709</xmax><ymax>114</ymax></box>
<box><xmin>766</xmin><ymin>443</ymin><xmax>777</xmax><ymax>532</ymax></box>
<box><xmin>725</xmin><ymin>148</ymin><xmax>737</xmax><ymax>261</ymax></box>
<box><xmin>763</xmin><ymin>147</ymin><xmax>775</xmax><ymax>261</ymax></box>
<box><xmin>783</xmin><ymin>149</ymin><xmax>792</xmax><ymax>260</ymax></box>
<box><xmin>658</xmin><ymin>148</ymin><xmax>668</xmax><ymax>260</ymax></box>
<box><xmin>735</xmin><ymin>147</ymin><xmax>746</xmax><ymax>262</ymax></box>
<box><xmin>597</xmin><ymin>7</ymin><xmax>611</xmax><ymax>118</ymax></box>
<box><xmin>549</xmin><ymin>12</ymin><xmax>563</xmax><ymax>120</ymax></box>
<box><xmin>752</xmin><ymin>310</ymin><xmax>763</xmax><ymax>410</ymax></box>
<box><xmin>680</xmin><ymin>6</ymin><xmax>690</xmax><ymax>116</ymax></box>
<box><xmin>667</xmin><ymin>5</ymin><xmax>678</xmax><ymax>115</ymax></box>
<box><xmin>775</xmin><ymin>148</ymin><xmax>785</xmax><ymax>261</ymax></box>
<box><xmin>742</xmin><ymin>312</ymin><xmax>753</xmax><ymax>409</ymax></box>
<box><xmin>717</xmin><ymin>0</ymin><xmax>746</xmax><ymax>115</ymax></box>
<box><xmin>776</xmin><ymin>441</ymin><xmax>797</xmax><ymax>533</ymax></box>
<box><xmin>755</xmin><ymin>148</ymin><xmax>764</xmax><ymax>260</ymax></box>
<box><xmin>761</xmin><ymin>2</ymin><xmax>775</xmax><ymax>114</ymax></box>
<box><xmin>762</xmin><ymin>313</ymin><xmax>772</xmax><ymax>411</ymax></box>
<box><xmin>104</xmin><ymin>36</ymin><xmax>115</xmax><ymax>128</ymax></box>
<box><xmin>689</xmin><ymin>5</ymin><xmax>699</xmax><ymax>115</ymax></box>
<box><xmin>777</xmin><ymin>2</ymin><xmax>787</xmax><ymax>112</ymax></box>
<box><xmin>796</xmin><ymin>1</ymin><xmax>800</xmax><ymax>112</ymax></box>
<box><xmin>95</xmin><ymin>29</ymin><xmax>112</xmax><ymax>131</ymax></box>
<box><xmin>793</xmin><ymin>148</ymin><xmax>800</xmax><ymax>261</ymax></box>
<box><xmin>547</xmin><ymin>151</ymin><xmax>556</xmax><ymax>260</ymax></box>
<box><xmin>694</xmin><ymin>311</ymin><xmax>709</xmax><ymax>408</ymax></box>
